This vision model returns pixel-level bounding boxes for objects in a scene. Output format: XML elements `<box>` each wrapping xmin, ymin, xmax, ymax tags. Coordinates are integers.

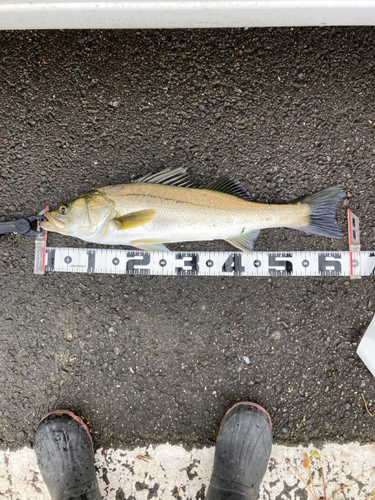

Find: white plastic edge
<box><xmin>357</xmin><ymin>314</ymin><xmax>375</xmax><ymax>378</ymax></box>
<box><xmin>1</xmin><ymin>0</ymin><xmax>375</xmax><ymax>30</ymax></box>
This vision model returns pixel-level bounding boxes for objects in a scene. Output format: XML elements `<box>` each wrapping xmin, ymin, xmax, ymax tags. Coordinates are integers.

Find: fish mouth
<box><xmin>40</xmin><ymin>212</ymin><xmax>66</xmax><ymax>231</ymax></box>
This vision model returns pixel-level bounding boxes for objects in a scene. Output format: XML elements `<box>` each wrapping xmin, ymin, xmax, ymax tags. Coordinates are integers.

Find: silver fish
<box><xmin>40</xmin><ymin>167</ymin><xmax>344</xmax><ymax>252</ymax></box>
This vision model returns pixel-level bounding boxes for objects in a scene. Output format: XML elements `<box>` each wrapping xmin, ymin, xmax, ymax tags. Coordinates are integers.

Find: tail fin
<box><xmin>292</xmin><ymin>185</ymin><xmax>345</xmax><ymax>238</ymax></box>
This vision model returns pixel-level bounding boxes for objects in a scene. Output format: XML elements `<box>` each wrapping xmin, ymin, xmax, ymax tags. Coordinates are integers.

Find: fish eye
<box><xmin>59</xmin><ymin>205</ymin><xmax>69</xmax><ymax>215</ymax></box>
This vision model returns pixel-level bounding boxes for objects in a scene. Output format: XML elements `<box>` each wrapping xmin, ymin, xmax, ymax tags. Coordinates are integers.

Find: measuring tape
<box><xmin>34</xmin><ymin>210</ymin><xmax>373</xmax><ymax>278</ymax></box>
<box><xmin>36</xmin><ymin>247</ymin><xmax>375</xmax><ymax>277</ymax></box>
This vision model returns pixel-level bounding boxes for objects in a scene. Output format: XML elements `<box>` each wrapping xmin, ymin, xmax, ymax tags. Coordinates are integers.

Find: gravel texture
<box><xmin>0</xmin><ymin>28</ymin><xmax>374</xmax><ymax>451</ymax></box>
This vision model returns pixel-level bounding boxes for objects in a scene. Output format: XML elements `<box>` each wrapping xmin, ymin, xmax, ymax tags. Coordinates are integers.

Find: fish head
<box><xmin>40</xmin><ymin>189</ymin><xmax>115</xmax><ymax>239</ymax></box>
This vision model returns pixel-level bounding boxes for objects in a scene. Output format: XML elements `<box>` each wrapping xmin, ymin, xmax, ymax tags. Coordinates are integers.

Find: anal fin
<box><xmin>226</xmin><ymin>229</ymin><xmax>260</xmax><ymax>253</ymax></box>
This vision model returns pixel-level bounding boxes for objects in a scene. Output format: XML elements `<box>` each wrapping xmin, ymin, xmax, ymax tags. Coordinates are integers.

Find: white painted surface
<box><xmin>1</xmin><ymin>0</ymin><xmax>375</xmax><ymax>30</ymax></box>
<box><xmin>1</xmin><ymin>442</ymin><xmax>375</xmax><ymax>499</ymax></box>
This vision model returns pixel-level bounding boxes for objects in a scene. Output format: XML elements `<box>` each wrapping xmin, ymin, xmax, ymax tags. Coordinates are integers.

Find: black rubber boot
<box><xmin>206</xmin><ymin>402</ymin><xmax>272</xmax><ymax>500</ymax></box>
<box><xmin>35</xmin><ymin>410</ymin><xmax>102</xmax><ymax>500</ymax></box>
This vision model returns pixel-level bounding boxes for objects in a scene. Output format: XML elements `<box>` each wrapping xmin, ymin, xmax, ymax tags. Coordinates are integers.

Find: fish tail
<box><xmin>291</xmin><ymin>185</ymin><xmax>345</xmax><ymax>238</ymax></box>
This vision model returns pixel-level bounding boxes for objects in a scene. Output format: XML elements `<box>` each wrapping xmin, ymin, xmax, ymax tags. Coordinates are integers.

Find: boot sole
<box><xmin>220</xmin><ymin>401</ymin><xmax>272</xmax><ymax>430</ymax></box>
<box><xmin>39</xmin><ymin>409</ymin><xmax>94</xmax><ymax>453</ymax></box>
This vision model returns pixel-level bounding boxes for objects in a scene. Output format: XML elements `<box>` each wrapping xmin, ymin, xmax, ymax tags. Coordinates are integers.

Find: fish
<box><xmin>40</xmin><ymin>167</ymin><xmax>344</xmax><ymax>253</ymax></box>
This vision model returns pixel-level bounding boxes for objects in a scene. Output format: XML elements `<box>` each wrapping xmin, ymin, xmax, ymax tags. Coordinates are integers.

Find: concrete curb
<box><xmin>2</xmin><ymin>0</ymin><xmax>375</xmax><ymax>30</ymax></box>
<box><xmin>1</xmin><ymin>443</ymin><xmax>374</xmax><ymax>499</ymax></box>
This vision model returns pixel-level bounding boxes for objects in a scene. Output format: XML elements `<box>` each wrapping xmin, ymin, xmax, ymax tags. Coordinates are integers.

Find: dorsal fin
<box><xmin>202</xmin><ymin>175</ymin><xmax>252</xmax><ymax>200</ymax></box>
<box><xmin>133</xmin><ymin>166</ymin><xmax>196</xmax><ymax>188</ymax></box>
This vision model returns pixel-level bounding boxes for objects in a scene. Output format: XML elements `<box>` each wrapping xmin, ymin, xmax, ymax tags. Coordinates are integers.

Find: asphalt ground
<box><xmin>0</xmin><ymin>27</ymin><xmax>374</xmax><ymax>453</ymax></box>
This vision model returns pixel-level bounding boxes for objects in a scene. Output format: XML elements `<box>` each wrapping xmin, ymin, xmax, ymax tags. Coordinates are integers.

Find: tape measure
<box><xmin>34</xmin><ymin>247</ymin><xmax>375</xmax><ymax>277</ymax></box>
<box><xmin>34</xmin><ymin>210</ymin><xmax>372</xmax><ymax>278</ymax></box>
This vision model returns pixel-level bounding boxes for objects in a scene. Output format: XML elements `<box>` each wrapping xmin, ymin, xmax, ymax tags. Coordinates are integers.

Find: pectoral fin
<box><xmin>112</xmin><ymin>209</ymin><xmax>156</xmax><ymax>230</ymax></box>
<box><xmin>226</xmin><ymin>229</ymin><xmax>260</xmax><ymax>253</ymax></box>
